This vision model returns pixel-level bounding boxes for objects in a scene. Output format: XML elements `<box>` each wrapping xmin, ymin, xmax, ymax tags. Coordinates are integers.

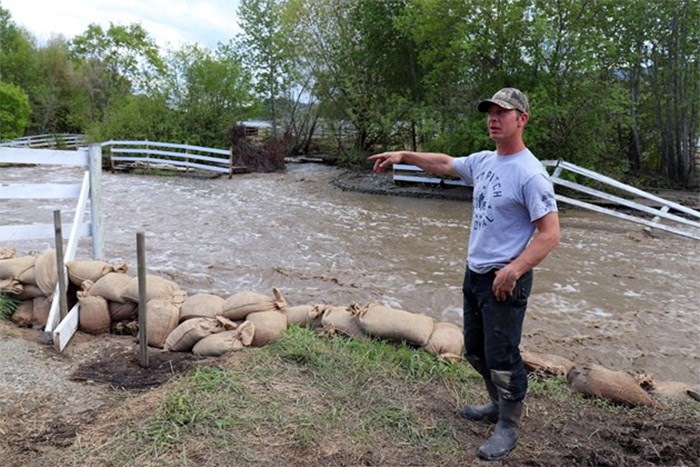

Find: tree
<box><xmin>0</xmin><ymin>81</ymin><xmax>31</xmax><ymax>139</ymax></box>
<box><xmin>162</xmin><ymin>43</ymin><xmax>257</xmax><ymax>147</ymax></box>
<box><xmin>70</xmin><ymin>23</ymin><xmax>166</xmax><ymax>121</ymax></box>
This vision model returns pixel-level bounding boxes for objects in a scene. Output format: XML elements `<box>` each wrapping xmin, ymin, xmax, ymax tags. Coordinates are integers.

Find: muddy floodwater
<box><xmin>3</xmin><ymin>163</ymin><xmax>699</xmax><ymax>386</ymax></box>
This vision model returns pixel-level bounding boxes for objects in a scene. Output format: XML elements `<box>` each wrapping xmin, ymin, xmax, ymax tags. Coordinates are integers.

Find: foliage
<box><xmin>162</xmin><ymin>43</ymin><xmax>257</xmax><ymax>148</ymax></box>
<box><xmin>0</xmin><ymin>80</ymin><xmax>31</xmax><ymax>139</ymax></box>
<box><xmin>1</xmin><ymin>1</ymin><xmax>698</xmax><ymax>185</ymax></box>
<box><xmin>0</xmin><ymin>293</ymin><xmax>19</xmax><ymax>320</ymax></box>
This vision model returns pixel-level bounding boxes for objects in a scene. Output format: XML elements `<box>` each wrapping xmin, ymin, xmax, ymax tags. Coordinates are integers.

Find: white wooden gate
<box><xmin>0</xmin><ymin>144</ymin><xmax>104</xmax><ymax>348</ymax></box>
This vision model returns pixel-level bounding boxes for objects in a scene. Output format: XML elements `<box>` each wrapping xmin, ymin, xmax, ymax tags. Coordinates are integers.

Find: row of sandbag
<box><xmin>521</xmin><ymin>350</ymin><xmax>700</xmax><ymax>406</ymax></box>
<box><xmin>1</xmin><ymin>248</ymin><xmax>59</xmax><ymax>329</ymax></box>
<box><xmin>1</xmin><ymin>255</ymin><xmax>464</xmax><ymax>360</ymax></box>
<box><xmin>162</xmin><ymin>288</ymin><xmax>464</xmax><ymax>359</ymax></box>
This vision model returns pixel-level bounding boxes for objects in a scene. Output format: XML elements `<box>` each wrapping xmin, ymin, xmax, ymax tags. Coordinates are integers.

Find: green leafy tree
<box><xmin>0</xmin><ymin>80</ymin><xmax>31</xmax><ymax>139</ymax></box>
<box><xmin>162</xmin><ymin>43</ymin><xmax>257</xmax><ymax>147</ymax></box>
<box><xmin>70</xmin><ymin>23</ymin><xmax>166</xmax><ymax>121</ymax></box>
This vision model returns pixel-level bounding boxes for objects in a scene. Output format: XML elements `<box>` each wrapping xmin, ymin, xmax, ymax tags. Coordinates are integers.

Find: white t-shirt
<box><xmin>453</xmin><ymin>149</ymin><xmax>557</xmax><ymax>273</ymax></box>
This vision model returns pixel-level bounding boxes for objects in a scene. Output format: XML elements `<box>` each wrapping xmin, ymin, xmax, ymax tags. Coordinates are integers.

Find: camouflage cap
<box><xmin>477</xmin><ymin>88</ymin><xmax>529</xmax><ymax>114</ymax></box>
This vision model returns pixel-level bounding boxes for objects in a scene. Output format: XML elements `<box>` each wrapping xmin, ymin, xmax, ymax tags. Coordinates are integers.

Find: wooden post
<box><xmin>88</xmin><ymin>144</ymin><xmax>104</xmax><ymax>260</ymax></box>
<box><xmin>137</xmin><ymin>231</ymin><xmax>149</xmax><ymax>368</ymax></box>
<box><xmin>53</xmin><ymin>210</ymin><xmax>68</xmax><ymax>320</ymax></box>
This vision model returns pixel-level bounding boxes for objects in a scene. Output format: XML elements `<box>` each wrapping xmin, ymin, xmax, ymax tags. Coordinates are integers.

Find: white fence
<box><xmin>0</xmin><ymin>133</ymin><xmax>86</xmax><ymax>150</ymax></box>
<box><xmin>393</xmin><ymin>160</ymin><xmax>700</xmax><ymax>240</ymax></box>
<box><xmin>102</xmin><ymin>140</ymin><xmax>239</xmax><ymax>175</ymax></box>
<box><xmin>0</xmin><ymin>144</ymin><xmax>104</xmax><ymax>348</ymax></box>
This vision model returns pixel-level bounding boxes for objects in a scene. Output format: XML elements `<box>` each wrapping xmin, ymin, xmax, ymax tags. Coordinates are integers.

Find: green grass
<box><xmin>0</xmin><ymin>293</ymin><xmax>19</xmax><ymax>320</ymax></box>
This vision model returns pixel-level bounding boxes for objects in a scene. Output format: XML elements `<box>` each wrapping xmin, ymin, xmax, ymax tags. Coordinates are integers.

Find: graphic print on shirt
<box><xmin>472</xmin><ymin>169</ymin><xmax>503</xmax><ymax>231</ymax></box>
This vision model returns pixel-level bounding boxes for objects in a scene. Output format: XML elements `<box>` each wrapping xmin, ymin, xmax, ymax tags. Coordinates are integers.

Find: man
<box><xmin>368</xmin><ymin>88</ymin><xmax>560</xmax><ymax>461</ymax></box>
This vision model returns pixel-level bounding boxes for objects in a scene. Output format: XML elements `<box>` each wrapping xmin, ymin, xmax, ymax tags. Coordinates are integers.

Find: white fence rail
<box><xmin>0</xmin><ymin>133</ymin><xmax>86</xmax><ymax>149</ymax></box>
<box><xmin>392</xmin><ymin>160</ymin><xmax>700</xmax><ymax>240</ymax></box>
<box><xmin>102</xmin><ymin>140</ymin><xmax>239</xmax><ymax>175</ymax></box>
<box><xmin>0</xmin><ymin>145</ymin><xmax>104</xmax><ymax>345</ymax></box>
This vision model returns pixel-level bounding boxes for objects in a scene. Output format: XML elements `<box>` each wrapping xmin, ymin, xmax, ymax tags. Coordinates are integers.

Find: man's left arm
<box><xmin>492</xmin><ymin>212</ymin><xmax>561</xmax><ymax>301</ymax></box>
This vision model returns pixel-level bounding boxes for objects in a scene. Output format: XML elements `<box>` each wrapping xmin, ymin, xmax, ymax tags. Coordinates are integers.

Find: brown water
<box><xmin>3</xmin><ymin>164</ymin><xmax>699</xmax><ymax>386</ymax></box>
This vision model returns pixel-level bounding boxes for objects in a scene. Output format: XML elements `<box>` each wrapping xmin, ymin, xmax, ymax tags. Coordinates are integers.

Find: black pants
<box><xmin>462</xmin><ymin>268</ymin><xmax>532</xmax><ymax>402</ymax></box>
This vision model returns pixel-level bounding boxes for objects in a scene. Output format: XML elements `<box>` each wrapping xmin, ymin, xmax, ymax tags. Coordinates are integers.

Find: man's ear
<box><xmin>519</xmin><ymin>112</ymin><xmax>529</xmax><ymax>127</ymax></box>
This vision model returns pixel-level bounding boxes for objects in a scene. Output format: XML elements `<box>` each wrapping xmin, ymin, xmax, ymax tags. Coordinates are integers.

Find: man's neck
<box><xmin>496</xmin><ymin>142</ymin><xmax>526</xmax><ymax>156</ymax></box>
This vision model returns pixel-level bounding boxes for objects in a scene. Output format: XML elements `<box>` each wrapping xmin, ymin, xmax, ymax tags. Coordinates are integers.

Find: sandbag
<box><xmin>18</xmin><ymin>266</ymin><xmax>36</xmax><ymax>285</ymax></box>
<box><xmin>0</xmin><ymin>278</ymin><xmax>23</xmax><ymax>295</ymax></box>
<box><xmin>123</xmin><ymin>275</ymin><xmax>186</xmax><ymax>305</ymax></box>
<box><xmin>0</xmin><ymin>255</ymin><xmax>35</xmax><ymax>279</ymax></box>
<box><xmin>567</xmin><ymin>364</ymin><xmax>656</xmax><ymax>407</ymax></box>
<box><xmin>108</xmin><ymin>300</ymin><xmax>138</xmax><ymax>322</ymax></box>
<box><xmin>34</xmin><ymin>249</ymin><xmax>57</xmax><ymax>295</ymax></box>
<box><xmin>318</xmin><ymin>305</ymin><xmax>364</xmax><ymax>339</ymax></box>
<box><xmin>31</xmin><ymin>295</ymin><xmax>51</xmax><ymax>329</ymax></box>
<box><xmin>192</xmin><ymin>321</ymin><xmax>255</xmax><ymax>357</ymax></box>
<box><xmin>10</xmin><ymin>300</ymin><xmax>34</xmax><ymax>327</ymax></box>
<box><xmin>78</xmin><ymin>292</ymin><xmax>111</xmax><ymax>334</ymax></box>
<box><xmin>66</xmin><ymin>260</ymin><xmax>128</xmax><ymax>286</ymax></box>
<box><xmin>246</xmin><ymin>309</ymin><xmax>287</xmax><ymax>347</ymax></box>
<box><xmin>636</xmin><ymin>374</ymin><xmax>700</xmax><ymax>402</ymax></box>
<box><xmin>89</xmin><ymin>273</ymin><xmax>133</xmax><ymax>302</ymax></box>
<box><xmin>287</xmin><ymin>305</ymin><xmax>314</xmax><ymax>327</ymax></box>
<box><xmin>222</xmin><ymin>287</ymin><xmax>287</xmax><ymax>320</ymax></box>
<box><xmin>522</xmin><ymin>350</ymin><xmax>576</xmax><ymax>377</ymax></box>
<box><xmin>422</xmin><ymin>322</ymin><xmax>464</xmax><ymax>359</ymax></box>
<box><xmin>179</xmin><ymin>293</ymin><xmax>224</xmax><ymax>322</ymax></box>
<box><xmin>352</xmin><ymin>302</ymin><xmax>434</xmax><ymax>347</ymax></box>
<box><xmin>10</xmin><ymin>284</ymin><xmax>43</xmax><ymax>301</ymax></box>
<box><xmin>0</xmin><ymin>247</ymin><xmax>15</xmax><ymax>260</ymax></box>
<box><xmin>165</xmin><ymin>317</ymin><xmax>221</xmax><ymax>352</ymax></box>
<box><xmin>145</xmin><ymin>299</ymin><xmax>181</xmax><ymax>348</ymax></box>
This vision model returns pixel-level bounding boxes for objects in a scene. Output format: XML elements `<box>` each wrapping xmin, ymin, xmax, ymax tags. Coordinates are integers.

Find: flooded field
<box><xmin>3</xmin><ymin>163</ymin><xmax>699</xmax><ymax>386</ymax></box>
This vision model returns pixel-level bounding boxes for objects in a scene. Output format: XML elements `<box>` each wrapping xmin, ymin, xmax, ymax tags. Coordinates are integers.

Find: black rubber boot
<box><xmin>460</xmin><ymin>380</ymin><xmax>499</xmax><ymax>423</ymax></box>
<box><xmin>477</xmin><ymin>399</ymin><xmax>523</xmax><ymax>461</ymax></box>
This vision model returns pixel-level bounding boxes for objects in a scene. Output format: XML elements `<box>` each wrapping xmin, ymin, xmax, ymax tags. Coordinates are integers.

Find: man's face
<box><xmin>486</xmin><ymin>104</ymin><xmax>526</xmax><ymax>143</ymax></box>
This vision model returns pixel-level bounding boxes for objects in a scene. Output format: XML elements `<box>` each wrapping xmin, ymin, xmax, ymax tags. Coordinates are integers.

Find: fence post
<box><xmin>137</xmin><ymin>232</ymin><xmax>149</xmax><ymax>368</ymax></box>
<box><xmin>89</xmin><ymin>144</ymin><xmax>104</xmax><ymax>260</ymax></box>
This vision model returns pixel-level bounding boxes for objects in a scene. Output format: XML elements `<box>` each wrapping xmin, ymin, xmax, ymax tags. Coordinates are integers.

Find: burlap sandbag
<box><xmin>145</xmin><ymin>299</ymin><xmax>181</xmax><ymax>348</ymax></box>
<box><xmin>35</xmin><ymin>249</ymin><xmax>57</xmax><ymax>295</ymax></box>
<box><xmin>0</xmin><ymin>278</ymin><xmax>23</xmax><ymax>295</ymax></box>
<box><xmin>31</xmin><ymin>295</ymin><xmax>51</xmax><ymax>328</ymax></box>
<box><xmin>18</xmin><ymin>266</ymin><xmax>36</xmax><ymax>285</ymax></box>
<box><xmin>636</xmin><ymin>374</ymin><xmax>700</xmax><ymax>402</ymax></box>
<box><xmin>422</xmin><ymin>322</ymin><xmax>464</xmax><ymax>359</ymax></box>
<box><xmin>164</xmin><ymin>317</ymin><xmax>222</xmax><ymax>352</ymax></box>
<box><xmin>246</xmin><ymin>309</ymin><xmax>287</xmax><ymax>347</ymax></box>
<box><xmin>0</xmin><ymin>247</ymin><xmax>15</xmax><ymax>260</ymax></box>
<box><xmin>77</xmin><ymin>292</ymin><xmax>111</xmax><ymax>334</ymax></box>
<box><xmin>287</xmin><ymin>305</ymin><xmax>314</xmax><ymax>327</ymax></box>
<box><xmin>109</xmin><ymin>300</ymin><xmax>138</xmax><ymax>321</ymax></box>
<box><xmin>318</xmin><ymin>305</ymin><xmax>364</xmax><ymax>339</ymax></box>
<box><xmin>10</xmin><ymin>284</ymin><xmax>43</xmax><ymax>301</ymax></box>
<box><xmin>351</xmin><ymin>302</ymin><xmax>434</xmax><ymax>346</ymax></box>
<box><xmin>179</xmin><ymin>293</ymin><xmax>224</xmax><ymax>322</ymax></box>
<box><xmin>66</xmin><ymin>260</ymin><xmax>128</xmax><ymax>286</ymax></box>
<box><xmin>0</xmin><ymin>255</ymin><xmax>35</xmax><ymax>279</ymax></box>
<box><xmin>522</xmin><ymin>350</ymin><xmax>576</xmax><ymax>377</ymax></box>
<box><xmin>192</xmin><ymin>321</ymin><xmax>255</xmax><ymax>357</ymax></box>
<box><xmin>567</xmin><ymin>364</ymin><xmax>656</xmax><ymax>407</ymax></box>
<box><xmin>123</xmin><ymin>275</ymin><xmax>186</xmax><ymax>305</ymax></box>
<box><xmin>10</xmin><ymin>300</ymin><xmax>34</xmax><ymax>327</ymax></box>
<box><xmin>222</xmin><ymin>288</ymin><xmax>287</xmax><ymax>320</ymax></box>
<box><xmin>89</xmin><ymin>273</ymin><xmax>133</xmax><ymax>302</ymax></box>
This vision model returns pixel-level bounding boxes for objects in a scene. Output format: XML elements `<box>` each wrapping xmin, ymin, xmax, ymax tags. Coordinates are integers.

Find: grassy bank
<box><xmin>58</xmin><ymin>326</ymin><xmax>699</xmax><ymax>466</ymax></box>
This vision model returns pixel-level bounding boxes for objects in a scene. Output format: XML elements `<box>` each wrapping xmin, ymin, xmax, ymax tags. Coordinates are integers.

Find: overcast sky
<box><xmin>2</xmin><ymin>0</ymin><xmax>242</xmax><ymax>50</ymax></box>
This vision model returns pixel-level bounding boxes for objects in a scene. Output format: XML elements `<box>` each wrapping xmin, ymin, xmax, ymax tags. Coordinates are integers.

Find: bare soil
<box><xmin>1</xmin><ymin>320</ymin><xmax>698</xmax><ymax>466</ymax></box>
